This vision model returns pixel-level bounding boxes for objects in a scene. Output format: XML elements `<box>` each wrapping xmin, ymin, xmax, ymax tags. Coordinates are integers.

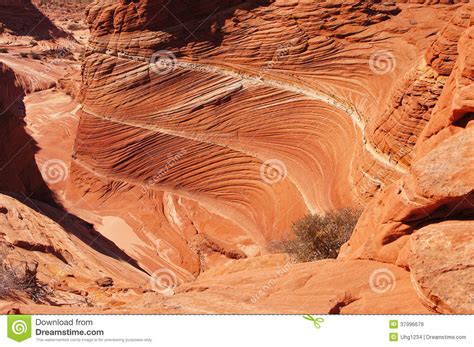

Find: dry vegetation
<box><xmin>279</xmin><ymin>208</ymin><xmax>362</xmax><ymax>262</ymax></box>
<box><xmin>0</xmin><ymin>251</ymin><xmax>46</xmax><ymax>302</ymax></box>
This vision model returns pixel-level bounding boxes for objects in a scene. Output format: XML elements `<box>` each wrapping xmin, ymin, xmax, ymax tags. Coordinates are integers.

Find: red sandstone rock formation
<box><xmin>0</xmin><ymin>0</ymin><xmax>85</xmax><ymax>196</ymax></box>
<box><xmin>0</xmin><ymin>193</ymin><xmax>150</xmax><ymax>309</ymax></box>
<box><xmin>0</xmin><ymin>193</ymin><xmax>429</xmax><ymax>314</ymax></box>
<box><xmin>0</xmin><ymin>0</ymin><xmax>472</xmax><ymax>314</ymax></box>
<box><xmin>340</xmin><ymin>5</ymin><xmax>474</xmax><ymax>314</ymax></box>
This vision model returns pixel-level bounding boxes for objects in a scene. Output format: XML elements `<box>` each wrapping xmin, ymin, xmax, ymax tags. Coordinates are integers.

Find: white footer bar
<box><xmin>1</xmin><ymin>315</ymin><xmax>472</xmax><ymax>346</ymax></box>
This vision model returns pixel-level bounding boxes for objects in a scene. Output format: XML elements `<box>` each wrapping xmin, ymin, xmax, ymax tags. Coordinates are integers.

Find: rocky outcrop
<box><xmin>340</xmin><ymin>127</ymin><xmax>473</xmax><ymax>262</ymax></box>
<box><xmin>340</xmin><ymin>7</ymin><xmax>473</xmax><ymax>313</ymax></box>
<box><xmin>365</xmin><ymin>5</ymin><xmax>471</xmax><ymax>170</ymax></box>
<box><xmin>0</xmin><ymin>193</ymin><xmax>149</xmax><ymax>308</ymax></box>
<box><xmin>0</xmin><ymin>0</ymin><xmax>472</xmax><ymax>314</ymax></box>
<box><xmin>406</xmin><ymin>222</ymin><xmax>473</xmax><ymax>314</ymax></box>
<box><xmin>0</xmin><ymin>210</ymin><xmax>430</xmax><ymax>314</ymax></box>
<box><xmin>416</xmin><ymin>24</ymin><xmax>474</xmax><ymax>157</ymax></box>
<box><xmin>168</xmin><ymin>255</ymin><xmax>430</xmax><ymax>314</ymax></box>
<box><xmin>71</xmin><ymin>0</ymin><xmax>468</xmax><ymax>281</ymax></box>
<box><xmin>0</xmin><ymin>191</ymin><xmax>431</xmax><ymax>314</ymax></box>
<box><xmin>425</xmin><ymin>5</ymin><xmax>472</xmax><ymax>76</ymax></box>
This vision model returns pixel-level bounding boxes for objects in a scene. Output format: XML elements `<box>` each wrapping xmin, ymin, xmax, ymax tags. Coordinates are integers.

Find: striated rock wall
<box><xmin>340</xmin><ymin>7</ymin><xmax>474</xmax><ymax>313</ymax></box>
<box><xmin>1</xmin><ymin>0</ymin><xmax>471</xmax><ymax>314</ymax></box>
<box><xmin>360</xmin><ymin>4</ymin><xmax>471</xmax><ymax>193</ymax></box>
<box><xmin>70</xmin><ymin>0</ymin><xmax>470</xmax><ymax>281</ymax></box>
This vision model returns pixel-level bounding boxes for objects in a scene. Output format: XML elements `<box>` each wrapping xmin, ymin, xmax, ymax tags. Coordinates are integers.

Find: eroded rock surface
<box><xmin>340</xmin><ymin>7</ymin><xmax>473</xmax><ymax>313</ymax></box>
<box><xmin>0</xmin><ymin>0</ymin><xmax>472</xmax><ymax>314</ymax></box>
<box><xmin>406</xmin><ymin>222</ymin><xmax>473</xmax><ymax>314</ymax></box>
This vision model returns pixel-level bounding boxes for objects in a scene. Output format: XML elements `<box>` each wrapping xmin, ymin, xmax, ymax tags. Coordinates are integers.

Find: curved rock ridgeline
<box><xmin>340</xmin><ymin>6</ymin><xmax>473</xmax><ymax>314</ymax></box>
<box><xmin>1</xmin><ymin>0</ymin><xmax>471</xmax><ymax>314</ymax></box>
<box><xmin>70</xmin><ymin>0</ymin><xmax>471</xmax><ymax>281</ymax></box>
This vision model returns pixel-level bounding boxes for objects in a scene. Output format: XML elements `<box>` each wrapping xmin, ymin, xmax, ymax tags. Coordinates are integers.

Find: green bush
<box><xmin>280</xmin><ymin>208</ymin><xmax>362</xmax><ymax>262</ymax></box>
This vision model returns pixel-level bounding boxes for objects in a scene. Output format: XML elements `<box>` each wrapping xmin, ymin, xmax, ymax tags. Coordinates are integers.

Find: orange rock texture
<box><xmin>0</xmin><ymin>0</ymin><xmax>472</xmax><ymax>314</ymax></box>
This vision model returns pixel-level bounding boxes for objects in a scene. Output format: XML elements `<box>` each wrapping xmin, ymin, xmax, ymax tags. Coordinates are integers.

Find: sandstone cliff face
<box><xmin>340</xmin><ymin>6</ymin><xmax>474</xmax><ymax>314</ymax></box>
<box><xmin>0</xmin><ymin>193</ymin><xmax>430</xmax><ymax>314</ymax></box>
<box><xmin>71</xmin><ymin>0</ymin><xmax>472</xmax><ymax>289</ymax></box>
<box><xmin>0</xmin><ymin>0</ymin><xmax>472</xmax><ymax>314</ymax></box>
<box><xmin>365</xmin><ymin>5</ymin><xmax>471</xmax><ymax>170</ymax></box>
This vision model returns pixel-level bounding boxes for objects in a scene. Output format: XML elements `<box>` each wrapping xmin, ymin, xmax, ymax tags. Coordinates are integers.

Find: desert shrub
<box><xmin>19</xmin><ymin>52</ymin><xmax>28</xmax><ymax>58</ymax></box>
<box><xmin>279</xmin><ymin>208</ymin><xmax>362</xmax><ymax>262</ymax></box>
<box><xmin>0</xmin><ymin>48</ymin><xmax>8</xmax><ymax>53</ymax></box>
<box><xmin>0</xmin><ymin>255</ymin><xmax>45</xmax><ymax>302</ymax></box>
